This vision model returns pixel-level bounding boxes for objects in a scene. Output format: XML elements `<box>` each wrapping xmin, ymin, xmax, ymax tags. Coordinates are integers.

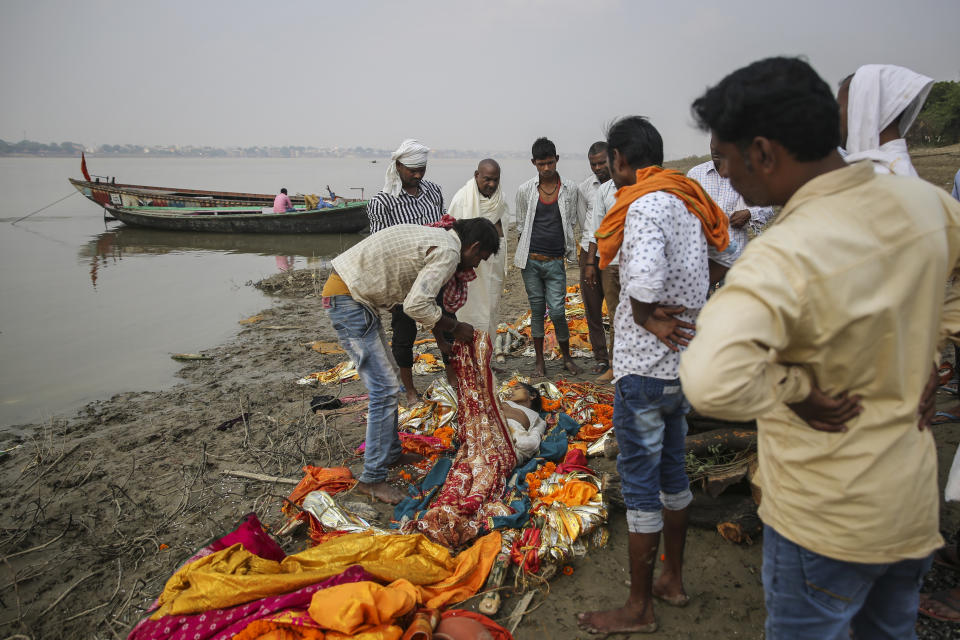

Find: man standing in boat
<box><xmin>366</xmin><ymin>139</ymin><xmax>447</xmax><ymax>405</ymax></box>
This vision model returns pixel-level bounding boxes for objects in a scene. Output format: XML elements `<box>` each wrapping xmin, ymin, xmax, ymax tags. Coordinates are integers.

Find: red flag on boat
<box><xmin>81</xmin><ymin>153</ymin><xmax>91</xmax><ymax>181</ymax></box>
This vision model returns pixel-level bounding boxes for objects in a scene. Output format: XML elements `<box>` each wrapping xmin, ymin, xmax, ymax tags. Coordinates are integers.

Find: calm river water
<box><xmin>0</xmin><ymin>155</ymin><xmax>582</xmax><ymax>428</ymax></box>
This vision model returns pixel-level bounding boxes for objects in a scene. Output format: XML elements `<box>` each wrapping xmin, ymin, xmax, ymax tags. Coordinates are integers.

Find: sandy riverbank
<box><xmin>3</xmin><ymin>146</ymin><xmax>960</xmax><ymax>638</ymax></box>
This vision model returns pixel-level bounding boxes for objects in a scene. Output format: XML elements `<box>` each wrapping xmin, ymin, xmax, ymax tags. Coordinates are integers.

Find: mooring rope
<box><xmin>10</xmin><ymin>190</ymin><xmax>79</xmax><ymax>225</ymax></box>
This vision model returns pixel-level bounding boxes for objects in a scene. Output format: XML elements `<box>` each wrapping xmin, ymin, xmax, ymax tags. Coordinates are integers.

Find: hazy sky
<box><xmin>2</xmin><ymin>0</ymin><xmax>958</xmax><ymax>159</ymax></box>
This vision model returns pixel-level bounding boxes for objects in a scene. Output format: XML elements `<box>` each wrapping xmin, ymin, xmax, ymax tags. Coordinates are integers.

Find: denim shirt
<box><xmin>513</xmin><ymin>175</ymin><xmax>579</xmax><ymax>269</ymax></box>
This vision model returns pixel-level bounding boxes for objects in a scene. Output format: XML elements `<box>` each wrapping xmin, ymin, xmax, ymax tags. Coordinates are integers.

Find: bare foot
<box><xmin>355</xmin><ymin>481</ymin><xmax>407</xmax><ymax>505</ymax></box>
<box><xmin>576</xmin><ymin>602</ymin><xmax>656</xmax><ymax>634</ymax></box>
<box><xmin>534</xmin><ymin>359</ymin><xmax>547</xmax><ymax>378</ymax></box>
<box><xmin>596</xmin><ymin>367</ymin><xmax>614</xmax><ymax>383</ymax></box>
<box><xmin>562</xmin><ymin>358</ymin><xmax>582</xmax><ymax>375</ymax></box>
<box><xmin>389</xmin><ymin>451</ymin><xmax>424</xmax><ymax>467</ymax></box>
<box><xmin>404</xmin><ymin>390</ymin><xmax>421</xmax><ymax>406</ymax></box>
<box><xmin>652</xmin><ymin>575</ymin><xmax>689</xmax><ymax>607</ymax></box>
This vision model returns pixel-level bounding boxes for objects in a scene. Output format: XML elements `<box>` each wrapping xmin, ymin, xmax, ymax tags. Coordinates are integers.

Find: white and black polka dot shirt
<box><xmin>613</xmin><ymin>192</ymin><xmax>710</xmax><ymax>382</ymax></box>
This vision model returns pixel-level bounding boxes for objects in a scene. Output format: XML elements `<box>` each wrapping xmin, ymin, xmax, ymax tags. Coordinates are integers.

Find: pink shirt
<box><xmin>273</xmin><ymin>193</ymin><xmax>293</xmax><ymax>213</ymax></box>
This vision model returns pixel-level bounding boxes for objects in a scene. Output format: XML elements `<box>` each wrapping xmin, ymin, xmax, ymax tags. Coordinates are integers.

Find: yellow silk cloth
<box><xmin>538</xmin><ymin>480</ymin><xmax>599</xmax><ymax>507</ymax></box>
<box><xmin>151</xmin><ymin>531</ymin><xmax>501</xmax><ymax>618</ymax></box>
<box><xmin>308</xmin><ymin>579</ymin><xmax>417</xmax><ymax>634</ymax></box>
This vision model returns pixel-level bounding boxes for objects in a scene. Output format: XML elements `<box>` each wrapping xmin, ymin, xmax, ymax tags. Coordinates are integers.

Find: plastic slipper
<box><xmin>918</xmin><ymin>590</ymin><xmax>960</xmax><ymax>622</ymax></box>
<box><xmin>591</xmin><ymin>361</ymin><xmax>610</xmax><ymax>375</ymax></box>
<box><xmin>932</xmin><ymin>411</ymin><xmax>960</xmax><ymax>426</ymax></box>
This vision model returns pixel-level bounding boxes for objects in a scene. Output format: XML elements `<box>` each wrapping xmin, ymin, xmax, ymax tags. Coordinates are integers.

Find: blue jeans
<box><xmin>763</xmin><ymin>525</ymin><xmax>932</xmax><ymax>639</ymax></box>
<box><xmin>324</xmin><ymin>295</ymin><xmax>402</xmax><ymax>483</ymax></box>
<box><xmin>614</xmin><ymin>374</ymin><xmax>690</xmax><ymax>531</ymax></box>
<box><xmin>521</xmin><ymin>258</ymin><xmax>569</xmax><ymax>341</ymax></box>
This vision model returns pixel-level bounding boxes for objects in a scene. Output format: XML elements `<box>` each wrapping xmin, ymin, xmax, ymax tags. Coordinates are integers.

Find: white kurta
<box><xmin>447</xmin><ymin>177</ymin><xmax>508</xmax><ymax>334</ymax></box>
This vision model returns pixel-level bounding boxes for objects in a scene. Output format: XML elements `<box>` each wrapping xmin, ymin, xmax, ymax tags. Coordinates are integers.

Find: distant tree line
<box><xmin>0</xmin><ymin>140</ymin><xmax>85</xmax><ymax>155</ymax></box>
<box><xmin>906</xmin><ymin>81</ymin><xmax>960</xmax><ymax>147</ymax></box>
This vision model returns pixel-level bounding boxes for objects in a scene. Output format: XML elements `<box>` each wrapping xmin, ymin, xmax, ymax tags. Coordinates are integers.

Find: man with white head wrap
<box><xmin>447</xmin><ymin>159</ymin><xmax>508</xmax><ymax>335</ymax></box>
<box><xmin>366</xmin><ymin>139</ymin><xmax>447</xmax><ymax>404</ymax></box>
<box><xmin>838</xmin><ymin>64</ymin><xmax>934</xmax><ymax>176</ymax></box>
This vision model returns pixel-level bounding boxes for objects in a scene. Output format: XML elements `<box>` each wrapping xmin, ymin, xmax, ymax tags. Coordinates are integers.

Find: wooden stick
<box><xmin>3</xmin><ymin>529</ymin><xmax>66</xmax><ymax>560</ymax></box>
<box><xmin>221</xmin><ymin>470</ymin><xmax>299</xmax><ymax>485</ymax></box>
<box><xmin>507</xmin><ymin>590</ymin><xmax>536</xmax><ymax>633</ymax></box>
<box><xmin>38</xmin><ymin>569</ymin><xmax>103</xmax><ymax>617</ymax></box>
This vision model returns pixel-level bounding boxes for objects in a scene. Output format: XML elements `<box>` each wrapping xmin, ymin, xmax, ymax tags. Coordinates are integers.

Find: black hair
<box><xmin>519</xmin><ymin>382</ymin><xmax>542</xmax><ymax>413</ymax></box>
<box><xmin>531</xmin><ymin>137</ymin><xmax>557</xmax><ymax>160</ymax></box>
<box><xmin>605</xmin><ymin>116</ymin><xmax>663</xmax><ymax>169</ymax></box>
<box><xmin>587</xmin><ymin>141</ymin><xmax>608</xmax><ymax>156</ymax></box>
<box><xmin>691</xmin><ymin>56</ymin><xmax>840</xmax><ymax>162</ymax></box>
<box><xmin>280</xmin><ymin>187</ymin><xmax>287</xmax><ymax>194</ymax></box>
<box><xmin>453</xmin><ymin>218</ymin><xmax>500</xmax><ymax>254</ymax></box>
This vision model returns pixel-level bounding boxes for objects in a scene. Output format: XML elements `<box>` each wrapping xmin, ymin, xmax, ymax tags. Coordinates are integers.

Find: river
<box><xmin>0</xmin><ymin>155</ymin><xmax>583</xmax><ymax>428</ymax></box>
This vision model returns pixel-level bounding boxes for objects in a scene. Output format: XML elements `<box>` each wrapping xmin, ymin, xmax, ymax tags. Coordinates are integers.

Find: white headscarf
<box><xmin>382</xmin><ymin>139</ymin><xmax>430</xmax><ymax>196</ymax></box>
<box><xmin>844</xmin><ymin>64</ymin><xmax>933</xmax><ymax>175</ymax></box>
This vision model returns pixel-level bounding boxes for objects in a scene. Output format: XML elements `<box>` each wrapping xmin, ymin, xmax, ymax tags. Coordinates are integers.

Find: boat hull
<box><xmin>104</xmin><ymin>203</ymin><xmax>369</xmax><ymax>234</ymax></box>
<box><xmin>68</xmin><ymin>177</ymin><xmax>327</xmax><ymax>209</ymax></box>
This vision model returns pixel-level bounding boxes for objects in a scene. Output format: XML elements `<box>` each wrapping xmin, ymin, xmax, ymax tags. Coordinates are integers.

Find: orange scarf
<box><xmin>595</xmin><ymin>166</ymin><xmax>729</xmax><ymax>270</ymax></box>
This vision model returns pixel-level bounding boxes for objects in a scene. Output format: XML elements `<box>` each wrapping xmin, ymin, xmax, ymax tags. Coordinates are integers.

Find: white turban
<box><xmin>845</xmin><ymin>64</ymin><xmax>933</xmax><ymax>157</ymax></box>
<box><xmin>383</xmin><ymin>139</ymin><xmax>430</xmax><ymax>196</ymax></box>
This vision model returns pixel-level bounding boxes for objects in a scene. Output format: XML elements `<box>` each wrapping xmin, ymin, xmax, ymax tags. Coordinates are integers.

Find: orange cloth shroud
<box><xmin>308</xmin><ymin>579</ymin><xmax>418</xmax><ymax>634</ymax></box>
<box><xmin>283</xmin><ymin>466</ymin><xmax>356</xmax><ymax>515</ymax></box>
<box><xmin>150</xmin><ymin>531</ymin><xmax>502</xmax><ymax>617</ymax></box>
<box><xmin>537</xmin><ymin>480</ymin><xmax>599</xmax><ymax>506</ymax></box>
<box><xmin>595</xmin><ymin>166</ymin><xmax>729</xmax><ymax>270</ymax></box>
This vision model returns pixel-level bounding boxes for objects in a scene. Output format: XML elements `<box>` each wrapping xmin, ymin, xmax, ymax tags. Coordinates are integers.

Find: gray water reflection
<box><xmin>81</xmin><ymin>225</ymin><xmax>364</xmax><ymax>287</ymax></box>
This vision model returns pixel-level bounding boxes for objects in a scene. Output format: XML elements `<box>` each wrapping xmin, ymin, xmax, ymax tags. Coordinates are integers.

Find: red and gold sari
<box><xmin>405</xmin><ymin>332</ymin><xmax>518</xmax><ymax>547</ymax></box>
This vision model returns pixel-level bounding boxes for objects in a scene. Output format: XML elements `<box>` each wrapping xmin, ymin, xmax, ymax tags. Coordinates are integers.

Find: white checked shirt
<box><xmin>614</xmin><ymin>192</ymin><xmax>709</xmax><ymax>382</ymax></box>
<box><xmin>576</xmin><ymin>175</ymin><xmax>602</xmax><ymax>251</ymax></box>
<box><xmin>514</xmin><ymin>176</ymin><xmax>579</xmax><ymax>268</ymax></box>
<box><xmin>687</xmin><ymin>161</ymin><xmax>775</xmax><ymax>267</ymax></box>
<box><xmin>331</xmin><ymin>225</ymin><xmax>460</xmax><ymax>328</ymax></box>
<box><xmin>582</xmin><ymin>179</ymin><xmax>619</xmax><ymax>266</ymax></box>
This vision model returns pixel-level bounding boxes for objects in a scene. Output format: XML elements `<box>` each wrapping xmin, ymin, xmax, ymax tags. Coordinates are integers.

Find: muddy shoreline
<box><xmin>4</xmin><ymin>201</ymin><xmax>960</xmax><ymax>638</ymax></box>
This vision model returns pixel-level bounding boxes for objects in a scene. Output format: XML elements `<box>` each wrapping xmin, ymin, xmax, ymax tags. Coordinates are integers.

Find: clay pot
<box><xmin>434</xmin><ymin>616</ymin><xmax>494</xmax><ymax>640</ymax></box>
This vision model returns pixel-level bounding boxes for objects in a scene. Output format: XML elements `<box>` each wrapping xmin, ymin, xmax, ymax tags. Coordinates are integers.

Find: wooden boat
<box><xmin>102</xmin><ymin>202</ymin><xmax>369</xmax><ymax>234</ymax></box>
<box><xmin>69</xmin><ymin>155</ymin><xmax>368</xmax><ymax>233</ymax></box>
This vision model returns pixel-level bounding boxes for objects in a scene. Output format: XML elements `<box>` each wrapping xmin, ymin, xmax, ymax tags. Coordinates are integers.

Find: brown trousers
<box><xmin>601</xmin><ymin>264</ymin><xmax>621</xmax><ymax>356</ymax></box>
<box><xmin>579</xmin><ymin>250</ymin><xmax>609</xmax><ymax>363</ymax></box>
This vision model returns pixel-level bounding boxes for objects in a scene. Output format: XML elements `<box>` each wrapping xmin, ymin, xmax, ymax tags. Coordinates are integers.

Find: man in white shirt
<box><xmin>577</xmin><ymin>141</ymin><xmax>613</xmax><ymax>375</ymax></box>
<box><xmin>687</xmin><ymin>137</ymin><xmax>775</xmax><ymax>278</ymax></box>
<box><xmin>447</xmin><ymin>159</ymin><xmax>508</xmax><ymax>335</ymax></box>
<box><xmin>321</xmin><ymin>219</ymin><xmax>499</xmax><ymax>504</ymax></box>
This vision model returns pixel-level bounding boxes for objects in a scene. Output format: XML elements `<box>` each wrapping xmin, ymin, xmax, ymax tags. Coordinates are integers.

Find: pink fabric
<box><xmin>273</xmin><ymin>193</ymin><xmax>293</xmax><ymax>213</ymax></box>
<box><xmin>184</xmin><ymin>513</ymin><xmax>286</xmax><ymax>565</ymax></box>
<box><xmin>403</xmin><ymin>332</ymin><xmax>518</xmax><ymax>547</ymax></box>
<box><xmin>127</xmin><ymin>565</ymin><xmax>373</xmax><ymax>640</ymax></box>
<box><xmin>556</xmin><ymin>448</ymin><xmax>593</xmax><ymax>475</ymax></box>
<box><xmin>356</xmin><ymin>432</ymin><xmax>445</xmax><ymax>454</ymax></box>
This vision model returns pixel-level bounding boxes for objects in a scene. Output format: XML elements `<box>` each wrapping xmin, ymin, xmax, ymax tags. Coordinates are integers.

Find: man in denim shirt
<box><xmin>514</xmin><ymin>137</ymin><xmax>581</xmax><ymax>377</ymax></box>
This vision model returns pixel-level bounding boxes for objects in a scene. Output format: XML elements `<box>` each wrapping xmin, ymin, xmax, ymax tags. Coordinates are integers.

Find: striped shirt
<box><xmin>366</xmin><ymin>179</ymin><xmax>445</xmax><ymax>233</ymax></box>
<box><xmin>686</xmin><ymin>161</ymin><xmax>775</xmax><ymax>267</ymax></box>
<box><xmin>514</xmin><ymin>175</ymin><xmax>579</xmax><ymax>269</ymax></box>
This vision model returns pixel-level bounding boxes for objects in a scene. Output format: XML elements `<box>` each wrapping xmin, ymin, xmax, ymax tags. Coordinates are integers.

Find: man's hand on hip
<box><xmin>787</xmin><ymin>386</ymin><xmax>862</xmax><ymax>432</ymax></box>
